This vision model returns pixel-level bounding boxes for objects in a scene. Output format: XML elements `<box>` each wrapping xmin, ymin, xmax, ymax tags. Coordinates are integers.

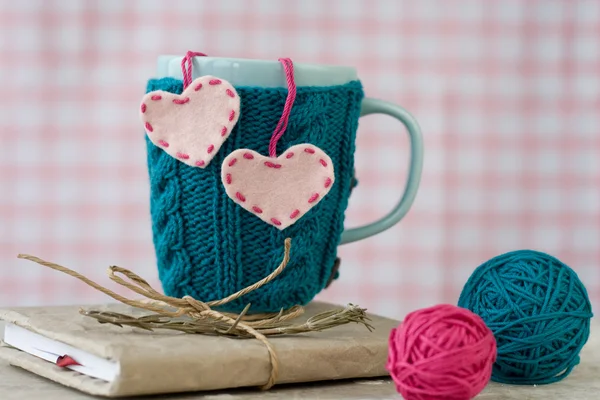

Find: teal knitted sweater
<box><xmin>146</xmin><ymin>78</ymin><xmax>364</xmax><ymax>312</ymax></box>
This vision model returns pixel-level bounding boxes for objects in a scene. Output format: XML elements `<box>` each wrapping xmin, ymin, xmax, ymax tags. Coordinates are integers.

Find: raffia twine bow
<box><xmin>17</xmin><ymin>238</ymin><xmax>372</xmax><ymax>390</ymax></box>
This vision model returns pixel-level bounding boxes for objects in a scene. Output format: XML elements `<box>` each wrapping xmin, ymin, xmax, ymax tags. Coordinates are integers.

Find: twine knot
<box><xmin>182</xmin><ymin>295</ymin><xmax>210</xmax><ymax>314</ymax></box>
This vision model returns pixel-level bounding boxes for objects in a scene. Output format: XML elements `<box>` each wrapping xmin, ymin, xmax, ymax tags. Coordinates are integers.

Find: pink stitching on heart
<box><xmin>176</xmin><ymin>152</ymin><xmax>190</xmax><ymax>160</ymax></box>
<box><xmin>286</xmin><ymin>152</ymin><xmax>294</xmax><ymax>159</ymax></box>
<box><xmin>236</xmin><ymin>192</ymin><xmax>246</xmax><ymax>202</ymax></box>
<box><xmin>252</xmin><ymin>206</ymin><xmax>263</xmax><ymax>214</ymax></box>
<box><xmin>173</xmin><ymin>97</ymin><xmax>190</xmax><ymax>105</ymax></box>
<box><xmin>158</xmin><ymin>140</ymin><xmax>169</xmax><ymax>148</ymax></box>
<box><xmin>304</xmin><ymin>148</ymin><xmax>315</xmax><ymax>154</ymax></box>
<box><xmin>141</xmin><ymin>76</ymin><xmax>240</xmax><ymax>169</ymax></box>
<box><xmin>264</xmin><ymin>162</ymin><xmax>282</xmax><ymax>169</ymax></box>
<box><xmin>271</xmin><ymin>218</ymin><xmax>282</xmax><ymax>226</ymax></box>
<box><xmin>319</xmin><ymin>159</ymin><xmax>327</xmax><ymax>167</ymax></box>
<box><xmin>220</xmin><ymin>144</ymin><xmax>334</xmax><ymax>230</ymax></box>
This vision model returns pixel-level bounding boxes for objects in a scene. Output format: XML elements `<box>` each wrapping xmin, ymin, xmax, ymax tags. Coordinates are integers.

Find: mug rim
<box><xmin>156</xmin><ymin>55</ymin><xmax>358</xmax><ymax>88</ymax></box>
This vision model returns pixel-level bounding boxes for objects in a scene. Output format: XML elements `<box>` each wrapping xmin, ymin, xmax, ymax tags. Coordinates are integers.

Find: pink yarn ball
<box><xmin>386</xmin><ymin>304</ymin><xmax>497</xmax><ymax>400</ymax></box>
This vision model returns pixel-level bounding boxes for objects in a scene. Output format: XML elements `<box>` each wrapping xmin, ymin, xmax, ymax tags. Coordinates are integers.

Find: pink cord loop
<box><xmin>181</xmin><ymin>53</ymin><xmax>296</xmax><ymax>157</ymax></box>
<box><xmin>181</xmin><ymin>51</ymin><xmax>208</xmax><ymax>89</ymax></box>
<box><xmin>268</xmin><ymin>58</ymin><xmax>297</xmax><ymax>158</ymax></box>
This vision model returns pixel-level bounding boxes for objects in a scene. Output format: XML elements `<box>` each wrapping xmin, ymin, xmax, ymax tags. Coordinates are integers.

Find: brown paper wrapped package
<box><xmin>0</xmin><ymin>301</ymin><xmax>397</xmax><ymax>397</ymax></box>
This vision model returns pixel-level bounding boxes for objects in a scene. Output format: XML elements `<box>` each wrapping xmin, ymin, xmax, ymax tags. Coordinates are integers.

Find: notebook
<box><xmin>0</xmin><ymin>301</ymin><xmax>396</xmax><ymax>397</ymax></box>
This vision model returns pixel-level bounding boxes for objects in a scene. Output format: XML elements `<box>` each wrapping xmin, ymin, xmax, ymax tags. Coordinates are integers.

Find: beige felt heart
<box><xmin>140</xmin><ymin>76</ymin><xmax>240</xmax><ymax>168</ymax></box>
<box><xmin>221</xmin><ymin>144</ymin><xmax>335</xmax><ymax>230</ymax></box>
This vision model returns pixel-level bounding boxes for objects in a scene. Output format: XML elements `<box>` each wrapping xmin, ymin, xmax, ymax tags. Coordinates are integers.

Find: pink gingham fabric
<box><xmin>1</xmin><ymin>0</ymin><xmax>598</xmax><ymax>319</ymax></box>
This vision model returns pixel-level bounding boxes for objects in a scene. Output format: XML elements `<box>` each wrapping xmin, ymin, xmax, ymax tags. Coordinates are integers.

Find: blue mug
<box><xmin>146</xmin><ymin>56</ymin><xmax>423</xmax><ymax>312</ymax></box>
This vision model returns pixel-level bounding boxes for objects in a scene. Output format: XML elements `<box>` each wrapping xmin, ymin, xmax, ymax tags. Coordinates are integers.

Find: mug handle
<box><xmin>340</xmin><ymin>98</ymin><xmax>424</xmax><ymax>245</ymax></box>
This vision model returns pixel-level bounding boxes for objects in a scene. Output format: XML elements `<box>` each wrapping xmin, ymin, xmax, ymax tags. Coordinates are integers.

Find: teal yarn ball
<box><xmin>458</xmin><ymin>250</ymin><xmax>593</xmax><ymax>385</ymax></box>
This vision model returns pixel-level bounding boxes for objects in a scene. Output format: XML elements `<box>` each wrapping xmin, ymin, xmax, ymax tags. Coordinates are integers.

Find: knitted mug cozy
<box><xmin>146</xmin><ymin>77</ymin><xmax>364</xmax><ymax>312</ymax></box>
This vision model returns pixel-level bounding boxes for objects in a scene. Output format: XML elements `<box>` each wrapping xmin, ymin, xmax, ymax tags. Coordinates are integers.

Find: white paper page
<box><xmin>3</xmin><ymin>323</ymin><xmax>119</xmax><ymax>382</ymax></box>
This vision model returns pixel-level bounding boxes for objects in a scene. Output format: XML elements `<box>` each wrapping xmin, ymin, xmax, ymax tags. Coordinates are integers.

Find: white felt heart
<box><xmin>221</xmin><ymin>144</ymin><xmax>335</xmax><ymax>230</ymax></box>
<box><xmin>140</xmin><ymin>76</ymin><xmax>240</xmax><ymax>168</ymax></box>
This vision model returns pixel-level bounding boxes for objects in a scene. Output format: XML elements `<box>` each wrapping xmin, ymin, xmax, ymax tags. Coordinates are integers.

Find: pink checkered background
<box><xmin>1</xmin><ymin>0</ymin><xmax>599</xmax><ymax>319</ymax></box>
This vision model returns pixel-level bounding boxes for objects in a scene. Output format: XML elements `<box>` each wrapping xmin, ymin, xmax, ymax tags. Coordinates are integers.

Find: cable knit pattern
<box><xmin>146</xmin><ymin>78</ymin><xmax>364</xmax><ymax>312</ymax></box>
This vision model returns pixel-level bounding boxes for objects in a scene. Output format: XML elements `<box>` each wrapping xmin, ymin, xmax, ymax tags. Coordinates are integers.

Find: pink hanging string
<box><xmin>181</xmin><ymin>53</ymin><xmax>295</xmax><ymax>157</ymax></box>
<box><xmin>268</xmin><ymin>58</ymin><xmax>297</xmax><ymax>158</ymax></box>
<box><xmin>181</xmin><ymin>51</ymin><xmax>208</xmax><ymax>89</ymax></box>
